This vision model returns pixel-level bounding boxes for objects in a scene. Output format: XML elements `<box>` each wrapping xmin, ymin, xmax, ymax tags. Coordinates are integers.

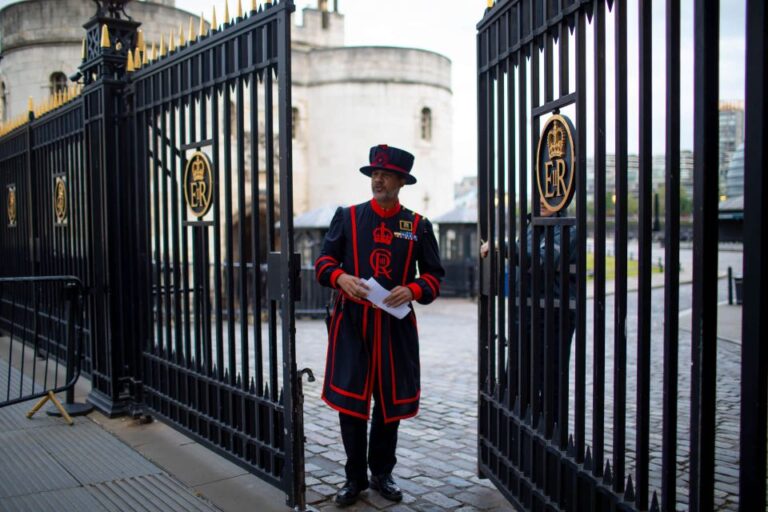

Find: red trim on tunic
<box><xmin>370</xmin><ymin>199</ymin><xmax>402</xmax><ymax>218</ymax></box>
<box><xmin>406</xmin><ymin>283</ymin><xmax>423</xmax><ymax>301</ymax></box>
<box><xmin>330</xmin><ymin>269</ymin><xmax>344</xmax><ymax>288</ymax></box>
<box><xmin>322</xmin><ymin>394</ymin><xmax>370</xmax><ymax>420</ymax></box>
<box><xmin>329</xmin><ymin>309</ymin><xmax>370</xmax><ymax>401</ymax></box>
<box><xmin>350</xmin><ymin>205</ymin><xmax>359</xmax><ymax>276</ymax></box>
<box><xmin>389</xmin><ymin>329</ymin><xmax>420</xmax><ymax>405</ymax></box>
<box><xmin>420</xmin><ymin>273</ymin><xmax>440</xmax><ymax>297</ymax></box>
<box><xmin>315</xmin><ymin>255</ymin><xmax>337</xmax><ymax>269</ymax></box>
<box><xmin>401</xmin><ymin>214</ymin><xmax>421</xmax><ymax>285</ymax></box>
<box><xmin>317</xmin><ymin>262</ymin><xmax>335</xmax><ymax>280</ymax></box>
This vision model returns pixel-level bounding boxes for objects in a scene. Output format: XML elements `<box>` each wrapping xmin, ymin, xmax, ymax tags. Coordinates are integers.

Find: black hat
<box><xmin>359</xmin><ymin>144</ymin><xmax>417</xmax><ymax>185</ymax></box>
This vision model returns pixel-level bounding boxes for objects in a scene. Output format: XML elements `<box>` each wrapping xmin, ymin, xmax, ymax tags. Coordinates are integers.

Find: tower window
<box><xmin>420</xmin><ymin>107</ymin><xmax>432</xmax><ymax>141</ymax></box>
<box><xmin>292</xmin><ymin>107</ymin><xmax>299</xmax><ymax>139</ymax></box>
<box><xmin>50</xmin><ymin>72</ymin><xmax>68</xmax><ymax>95</ymax></box>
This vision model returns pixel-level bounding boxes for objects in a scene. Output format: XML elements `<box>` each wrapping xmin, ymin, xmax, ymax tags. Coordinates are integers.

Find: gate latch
<box><xmin>266</xmin><ymin>252</ymin><xmax>302</xmax><ymax>302</ymax></box>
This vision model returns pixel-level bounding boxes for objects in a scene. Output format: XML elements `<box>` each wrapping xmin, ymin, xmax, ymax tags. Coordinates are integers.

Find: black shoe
<box><xmin>335</xmin><ymin>480</ymin><xmax>368</xmax><ymax>507</ymax></box>
<box><xmin>370</xmin><ymin>473</ymin><xmax>403</xmax><ymax>502</ymax></box>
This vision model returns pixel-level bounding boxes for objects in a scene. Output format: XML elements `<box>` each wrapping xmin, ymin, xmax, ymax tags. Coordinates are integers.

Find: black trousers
<box><xmin>338</xmin><ymin>393</ymin><xmax>400</xmax><ymax>485</ymax></box>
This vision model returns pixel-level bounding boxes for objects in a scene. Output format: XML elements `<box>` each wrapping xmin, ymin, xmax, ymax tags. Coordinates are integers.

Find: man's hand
<box><xmin>383</xmin><ymin>286</ymin><xmax>414</xmax><ymax>308</ymax></box>
<box><xmin>337</xmin><ymin>273</ymin><xmax>370</xmax><ymax>301</ymax></box>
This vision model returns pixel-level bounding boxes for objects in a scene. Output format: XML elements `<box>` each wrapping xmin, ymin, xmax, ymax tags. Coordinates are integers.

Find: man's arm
<box><xmin>315</xmin><ymin>207</ymin><xmax>348</xmax><ymax>290</ymax></box>
<box><xmin>405</xmin><ymin>218</ymin><xmax>445</xmax><ymax>305</ymax></box>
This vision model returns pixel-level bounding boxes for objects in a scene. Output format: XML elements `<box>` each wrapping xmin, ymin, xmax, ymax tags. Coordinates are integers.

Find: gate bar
<box><xmin>662</xmin><ymin>0</ymin><xmax>681</xmax><ymax>509</ymax></box>
<box><xmin>690</xmin><ymin>1</ymin><xmax>719</xmax><ymax>510</ymax></box>
<box><xmin>613</xmin><ymin>0</ymin><xmax>629</xmax><ymax>494</ymax></box>
<box><xmin>592</xmin><ymin>0</ymin><xmax>607</xmax><ymax>480</ymax></box>
<box><xmin>739</xmin><ymin>0</ymin><xmax>768</xmax><ymax>508</ymax></box>
<box><xmin>636</xmin><ymin>0</ymin><xmax>653</xmax><ymax>507</ymax></box>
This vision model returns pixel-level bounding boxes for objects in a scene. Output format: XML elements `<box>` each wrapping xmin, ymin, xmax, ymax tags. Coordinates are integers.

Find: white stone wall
<box><xmin>293</xmin><ymin>46</ymin><xmax>454</xmax><ymax>219</ymax></box>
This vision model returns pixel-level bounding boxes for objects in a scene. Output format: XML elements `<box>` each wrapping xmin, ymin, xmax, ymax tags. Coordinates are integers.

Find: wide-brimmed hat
<box><xmin>359</xmin><ymin>144</ymin><xmax>417</xmax><ymax>185</ymax></box>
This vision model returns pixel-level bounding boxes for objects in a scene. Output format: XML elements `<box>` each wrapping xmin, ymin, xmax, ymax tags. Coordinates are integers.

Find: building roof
<box><xmin>293</xmin><ymin>204</ymin><xmax>341</xmax><ymax>229</ymax></box>
<box><xmin>433</xmin><ymin>204</ymin><xmax>477</xmax><ymax>224</ymax></box>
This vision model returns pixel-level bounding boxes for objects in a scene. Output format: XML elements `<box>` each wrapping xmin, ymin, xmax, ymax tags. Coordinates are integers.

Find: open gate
<box><xmin>477</xmin><ymin>1</ymin><xmax>767</xmax><ymax>511</ymax></box>
<box><xmin>126</xmin><ymin>1</ymin><xmax>306</xmax><ymax>508</ymax></box>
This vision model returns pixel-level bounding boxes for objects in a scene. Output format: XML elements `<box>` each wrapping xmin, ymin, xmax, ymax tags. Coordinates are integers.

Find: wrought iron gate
<box><xmin>128</xmin><ymin>2</ymin><xmax>305</xmax><ymax>508</ymax></box>
<box><xmin>0</xmin><ymin>0</ymin><xmax>305</xmax><ymax>508</ymax></box>
<box><xmin>477</xmin><ymin>1</ymin><xmax>767</xmax><ymax>511</ymax></box>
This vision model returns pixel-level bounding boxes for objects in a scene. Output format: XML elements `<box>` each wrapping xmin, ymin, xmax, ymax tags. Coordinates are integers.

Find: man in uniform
<box><xmin>314</xmin><ymin>144</ymin><xmax>444</xmax><ymax>507</ymax></box>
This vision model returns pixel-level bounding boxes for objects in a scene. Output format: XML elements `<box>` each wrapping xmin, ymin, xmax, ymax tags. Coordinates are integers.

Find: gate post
<box><xmin>79</xmin><ymin>3</ymin><xmax>142</xmax><ymax>416</ymax></box>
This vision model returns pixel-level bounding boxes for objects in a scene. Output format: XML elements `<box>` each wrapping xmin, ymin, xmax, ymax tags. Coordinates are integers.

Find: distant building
<box><xmin>724</xmin><ymin>144</ymin><xmax>745</xmax><ymax>199</ymax></box>
<box><xmin>718</xmin><ymin>100</ymin><xmax>745</xmax><ymax>195</ymax></box>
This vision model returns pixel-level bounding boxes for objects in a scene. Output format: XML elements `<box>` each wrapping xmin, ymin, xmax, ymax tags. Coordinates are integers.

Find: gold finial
<box><xmin>487</xmin><ymin>0</ymin><xmax>493</xmax><ymax>7</ymax></box>
<box><xmin>224</xmin><ymin>0</ymin><xmax>230</xmax><ymax>24</ymax></box>
<box><xmin>169</xmin><ymin>29</ymin><xmax>175</xmax><ymax>53</ymax></box>
<box><xmin>211</xmin><ymin>6</ymin><xmax>218</xmax><ymax>31</ymax></box>
<box><xmin>251</xmin><ymin>0</ymin><xmax>257</xmax><ymax>12</ymax></box>
<box><xmin>126</xmin><ymin>49</ymin><xmax>135</xmax><ymax>72</ymax></box>
<box><xmin>143</xmin><ymin>42</ymin><xmax>149</xmax><ymax>65</ymax></box>
<box><xmin>188</xmin><ymin>17</ymin><xmax>195</xmax><ymax>42</ymax></box>
<box><xmin>81</xmin><ymin>37</ymin><xmax>87</xmax><ymax>60</ymax></box>
<box><xmin>265</xmin><ymin>0</ymin><xmax>271</xmax><ymax>6</ymax></box>
<box><xmin>237</xmin><ymin>0</ymin><xmax>243</xmax><ymax>18</ymax></box>
<box><xmin>28</xmin><ymin>96</ymin><xmax>33</xmax><ymax>113</ymax></box>
<box><xmin>159</xmin><ymin>36</ymin><xmax>166</xmax><ymax>57</ymax></box>
<box><xmin>150</xmin><ymin>41</ymin><xmax>157</xmax><ymax>61</ymax></box>
<box><xmin>136</xmin><ymin>29</ymin><xmax>144</xmax><ymax>51</ymax></box>
<box><xmin>134</xmin><ymin>47</ymin><xmax>142</xmax><ymax>69</ymax></box>
<box><xmin>100</xmin><ymin>25</ymin><xmax>111</xmax><ymax>48</ymax></box>
<box><xmin>179</xmin><ymin>23</ymin><xmax>185</xmax><ymax>47</ymax></box>
<box><xmin>199</xmin><ymin>13</ymin><xmax>206</xmax><ymax>38</ymax></box>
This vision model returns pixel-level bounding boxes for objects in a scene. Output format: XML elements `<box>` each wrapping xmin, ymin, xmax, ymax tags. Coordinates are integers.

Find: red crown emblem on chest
<box><xmin>373</xmin><ymin>222</ymin><xmax>393</xmax><ymax>245</ymax></box>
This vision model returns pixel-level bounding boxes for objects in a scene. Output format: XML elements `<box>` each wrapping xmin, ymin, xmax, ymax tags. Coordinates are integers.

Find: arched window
<box><xmin>50</xmin><ymin>72</ymin><xmax>68</xmax><ymax>95</ymax></box>
<box><xmin>420</xmin><ymin>107</ymin><xmax>432</xmax><ymax>141</ymax></box>
<box><xmin>291</xmin><ymin>107</ymin><xmax>299</xmax><ymax>139</ymax></box>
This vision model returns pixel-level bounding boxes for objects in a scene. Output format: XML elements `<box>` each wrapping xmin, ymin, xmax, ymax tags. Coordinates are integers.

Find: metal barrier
<box><xmin>0</xmin><ymin>276</ymin><xmax>86</xmax><ymax>424</ymax></box>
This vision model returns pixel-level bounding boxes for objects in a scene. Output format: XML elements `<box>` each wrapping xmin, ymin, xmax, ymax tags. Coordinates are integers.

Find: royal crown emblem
<box><xmin>373</xmin><ymin>222</ymin><xmax>393</xmax><ymax>245</ymax></box>
<box><xmin>190</xmin><ymin>156</ymin><xmax>207</xmax><ymax>181</ymax></box>
<box><xmin>547</xmin><ymin>120</ymin><xmax>566</xmax><ymax>159</ymax></box>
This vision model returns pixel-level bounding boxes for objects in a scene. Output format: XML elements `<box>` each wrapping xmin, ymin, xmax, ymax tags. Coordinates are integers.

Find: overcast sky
<box><xmin>0</xmin><ymin>0</ymin><xmax>747</xmax><ymax>181</ymax></box>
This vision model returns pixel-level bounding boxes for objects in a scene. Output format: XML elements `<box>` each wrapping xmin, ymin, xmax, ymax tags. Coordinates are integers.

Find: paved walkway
<box><xmin>0</xmin><ymin>291</ymin><xmax>744</xmax><ymax>512</ymax></box>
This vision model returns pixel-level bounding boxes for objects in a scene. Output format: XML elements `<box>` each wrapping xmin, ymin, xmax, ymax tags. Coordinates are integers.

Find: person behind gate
<box><xmin>314</xmin><ymin>144</ymin><xmax>444</xmax><ymax>507</ymax></box>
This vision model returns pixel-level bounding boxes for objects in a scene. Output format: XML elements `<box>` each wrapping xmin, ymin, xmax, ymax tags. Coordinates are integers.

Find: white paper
<box><xmin>363</xmin><ymin>277</ymin><xmax>411</xmax><ymax>319</ymax></box>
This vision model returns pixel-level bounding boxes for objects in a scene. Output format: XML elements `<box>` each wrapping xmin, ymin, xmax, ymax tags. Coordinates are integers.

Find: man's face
<box><xmin>371</xmin><ymin>170</ymin><xmax>405</xmax><ymax>204</ymax></box>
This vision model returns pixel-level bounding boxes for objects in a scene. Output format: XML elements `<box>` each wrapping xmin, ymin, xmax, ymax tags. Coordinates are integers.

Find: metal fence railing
<box><xmin>0</xmin><ymin>276</ymin><xmax>86</xmax><ymax>424</ymax></box>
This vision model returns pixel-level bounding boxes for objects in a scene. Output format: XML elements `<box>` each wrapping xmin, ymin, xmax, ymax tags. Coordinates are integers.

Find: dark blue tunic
<box><xmin>314</xmin><ymin>199</ymin><xmax>444</xmax><ymax>423</ymax></box>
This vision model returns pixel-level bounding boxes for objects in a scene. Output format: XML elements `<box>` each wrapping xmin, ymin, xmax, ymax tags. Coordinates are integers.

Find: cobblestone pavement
<box><xmin>297</xmin><ymin>298</ymin><xmax>515</xmax><ymax>511</ymax></box>
<box><xmin>294</xmin><ymin>247</ymin><xmax>744</xmax><ymax>511</ymax></box>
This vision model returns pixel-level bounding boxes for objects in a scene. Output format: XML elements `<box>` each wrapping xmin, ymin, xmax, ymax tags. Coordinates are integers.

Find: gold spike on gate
<box><xmin>100</xmin><ymin>25</ymin><xmax>110</xmax><ymax>47</ymax></box>
<box><xmin>211</xmin><ymin>6</ymin><xmax>218</xmax><ymax>32</ymax></box>
<box><xmin>136</xmin><ymin>29</ymin><xmax>144</xmax><ymax>51</ymax></box>
<box><xmin>134</xmin><ymin>47</ymin><xmax>142</xmax><ymax>70</ymax></box>
<box><xmin>28</xmin><ymin>97</ymin><xmax>34</xmax><ymax>114</ymax></box>
<box><xmin>159</xmin><ymin>36</ymin><xmax>166</xmax><ymax>57</ymax></box>
<box><xmin>126</xmin><ymin>50</ymin><xmax>135</xmax><ymax>72</ymax></box>
<box><xmin>223</xmin><ymin>0</ymin><xmax>230</xmax><ymax>25</ymax></box>
<box><xmin>189</xmin><ymin>17</ymin><xmax>196</xmax><ymax>42</ymax></box>
<box><xmin>251</xmin><ymin>0</ymin><xmax>257</xmax><ymax>12</ymax></box>
<box><xmin>200</xmin><ymin>13</ymin><xmax>206</xmax><ymax>38</ymax></box>
<box><xmin>150</xmin><ymin>41</ymin><xmax>157</xmax><ymax>61</ymax></box>
<box><xmin>179</xmin><ymin>23</ymin><xmax>185</xmax><ymax>47</ymax></box>
<box><xmin>168</xmin><ymin>29</ymin><xmax>175</xmax><ymax>53</ymax></box>
<box><xmin>237</xmin><ymin>0</ymin><xmax>243</xmax><ymax>19</ymax></box>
